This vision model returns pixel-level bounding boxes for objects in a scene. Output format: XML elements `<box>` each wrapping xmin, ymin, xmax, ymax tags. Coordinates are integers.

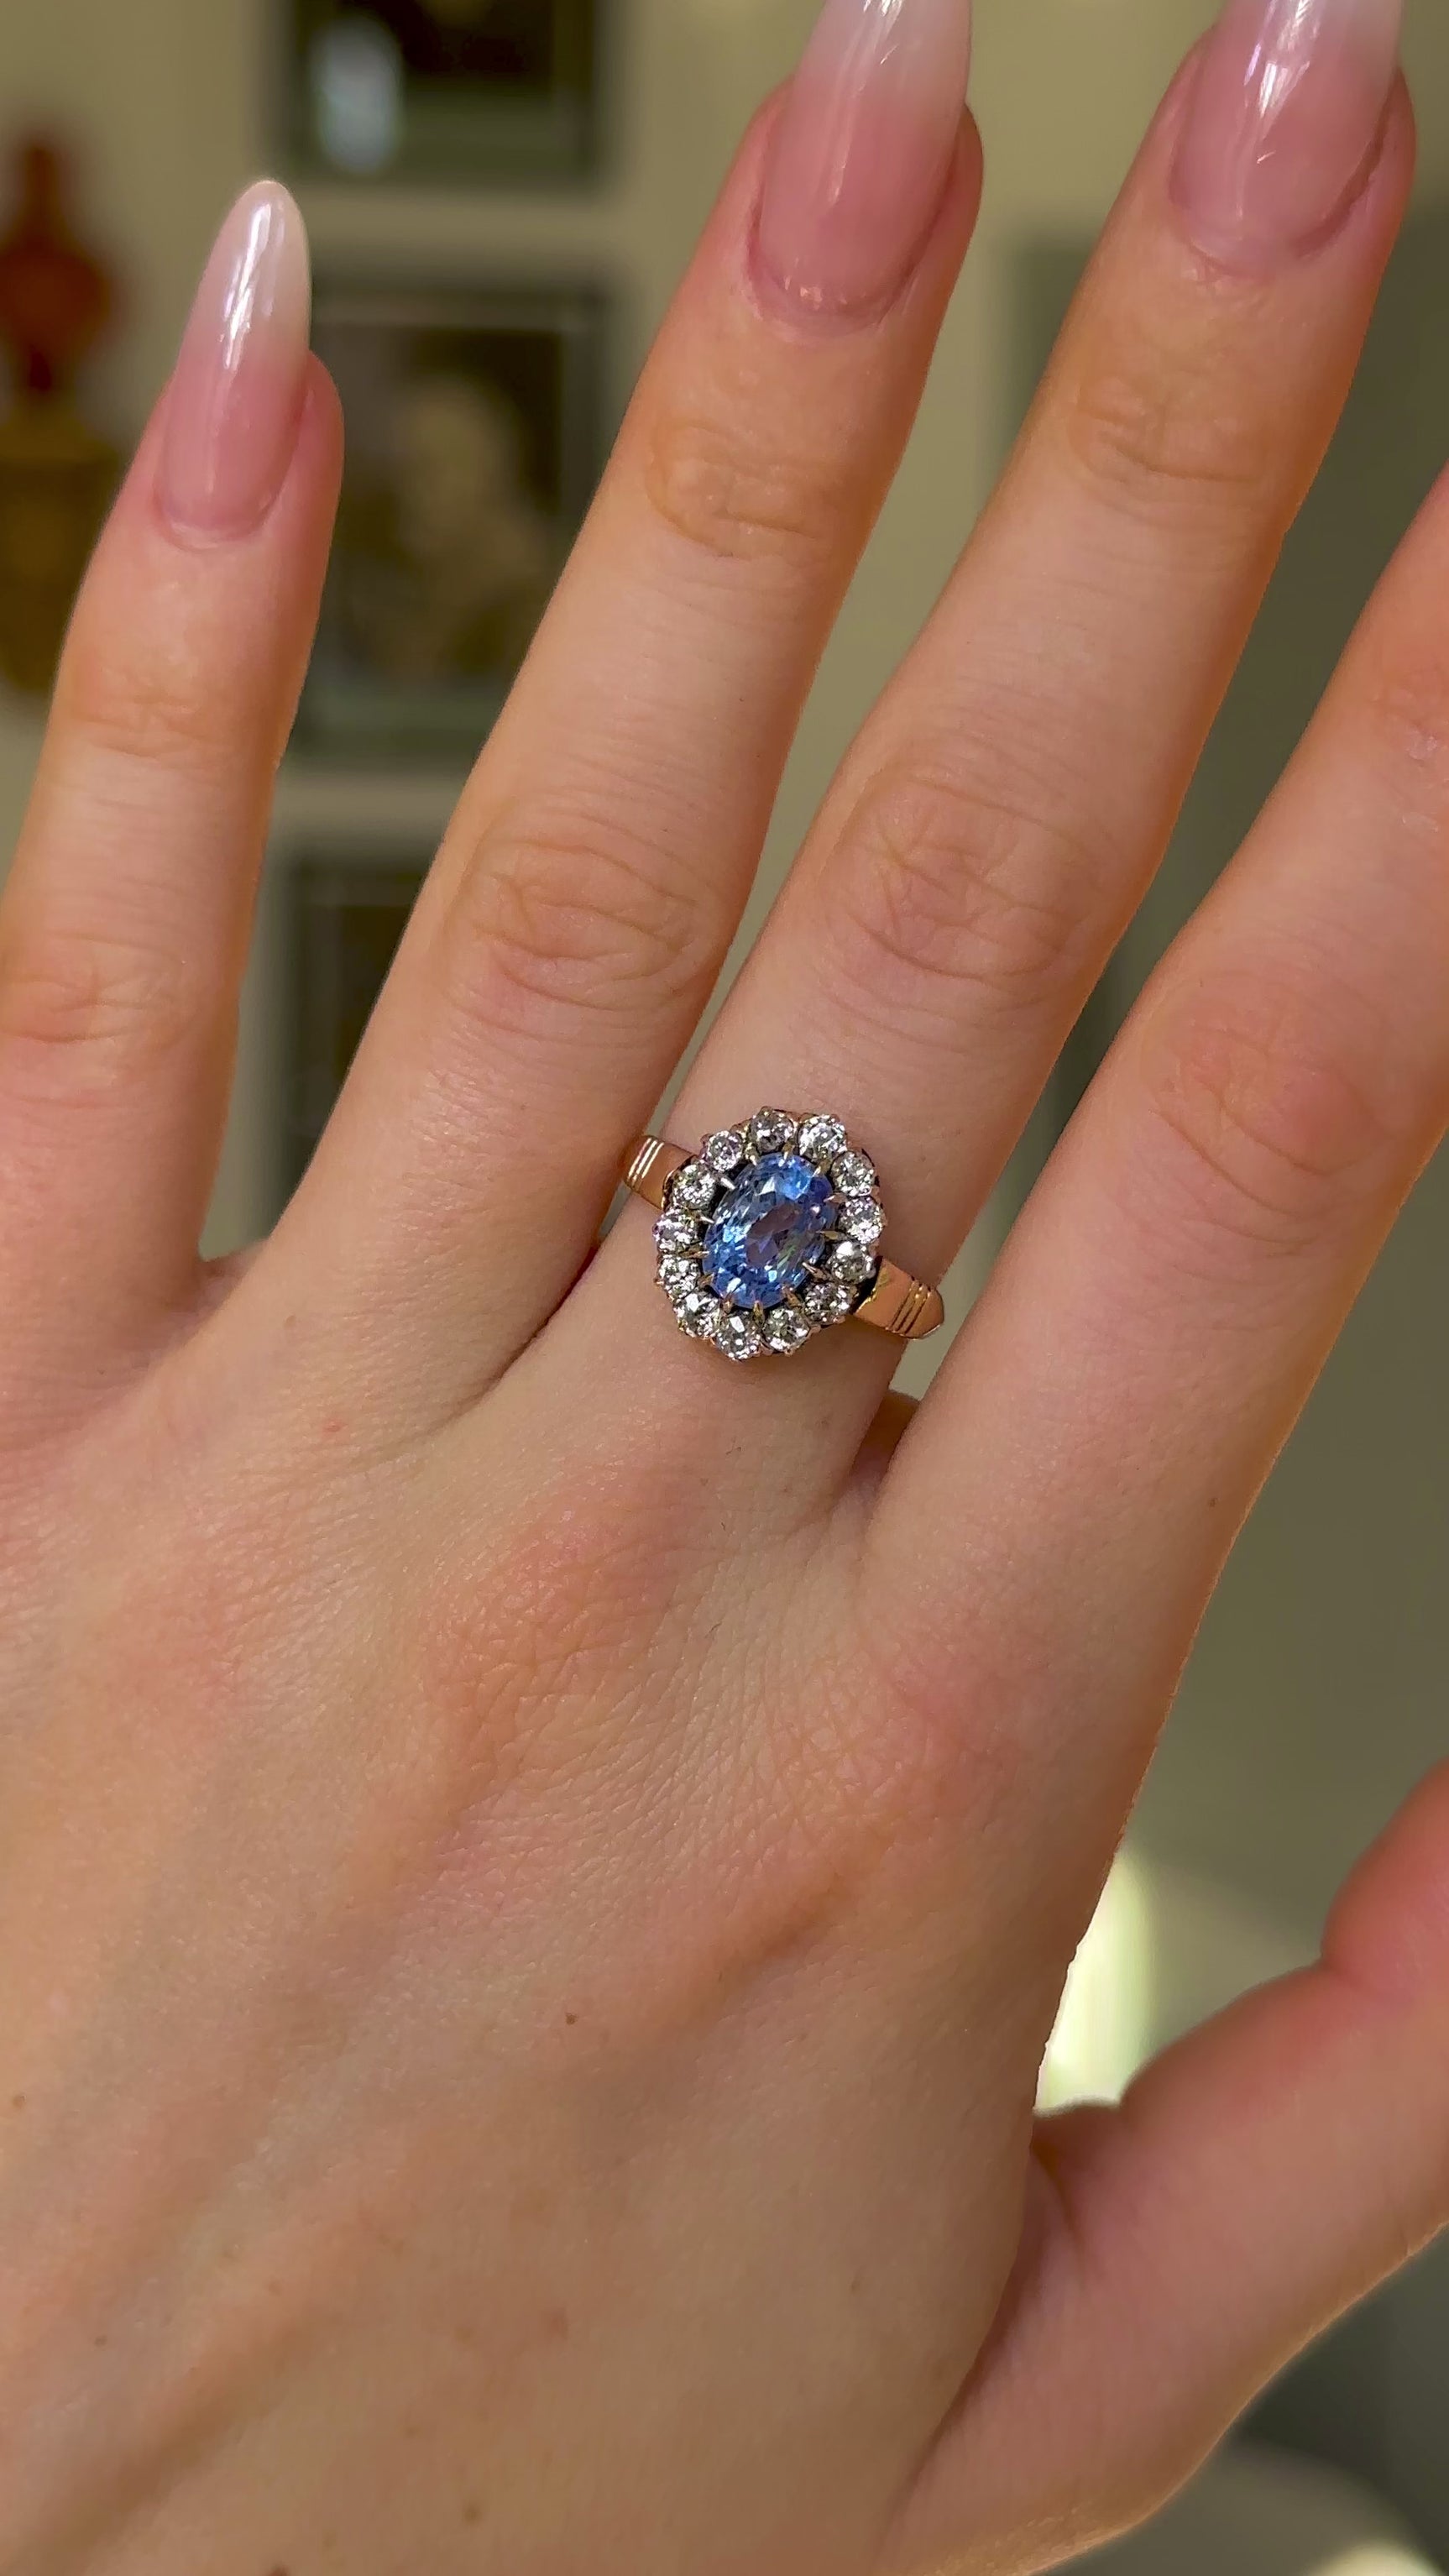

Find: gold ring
<box><xmin>622</xmin><ymin>1111</ymin><xmax>944</xmax><ymax>1364</ymax></box>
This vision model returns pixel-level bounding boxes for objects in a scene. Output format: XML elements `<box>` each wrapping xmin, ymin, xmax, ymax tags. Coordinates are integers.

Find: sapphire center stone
<box><xmin>702</xmin><ymin>1153</ymin><xmax>838</xmax><ymax>1311</ymax></box>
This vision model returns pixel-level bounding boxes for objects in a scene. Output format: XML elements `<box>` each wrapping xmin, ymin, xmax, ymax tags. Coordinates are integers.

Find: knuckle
<box><xmin>419</xmin><ymin>1526</ymin><xmax>641</xmax><ymax>1780</ymax></box>
<box><xmin>57</xmin><ymin>634</ymin><xmax>241</xmax><ymax>779</ymax></box>
<box><xmin>819</xmin><ymin>756</ymin><xmax>1097</xmax><ymax>1034</ymax></box>
<box><xmin>756</xmin><ymin>1544</ymin><xmax>1033</xmax><ymax>1889</ymax></box>
<box><xmin>643</xmin><ymin>396</ymin><xmax>853</xmax><ymax>571</ymax></box>
<box><xmin>0</xmin><ymin>920</ymin><xmax>203</xmax><ymax>1082</ymax></box>
<box><xmin>1132</xmin><ymin>966</ymin><xmax>1393</xmax><ymax>1253</ymax></box>
<box><xmin>405</xmin><ymin>1466</ymin><xmax>700</xmax><ymax>1821</ymax></box>
<box><xmin>447</xmin><ymin>807</ymin><xmax>722</xmax><ymax>1029</ymax></box>
<box><xmin>1058</xmin><ymin>316</ymin><xmax>1274</xmax><ymax>519</ymax></box>
<box><xmin>1360</xmin><ymin>642</ymin><xmax>1449</xmax><ymax>809</ymax></box>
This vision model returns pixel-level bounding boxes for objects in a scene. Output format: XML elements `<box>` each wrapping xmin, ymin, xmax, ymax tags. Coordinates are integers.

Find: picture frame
<box><xmin>301</xmin><ymin>279</ymin><xmax>607</xmax><ymax>761</ymax></box>
<box><xmin>282</xmin><ymin>0</ymin><xmax>600</xmax><ymax>186</ymax></box>
<box><xmin>284</xmin><ymin>850</ymin><xmax>429</xmax><ymax>1191</ymax></box>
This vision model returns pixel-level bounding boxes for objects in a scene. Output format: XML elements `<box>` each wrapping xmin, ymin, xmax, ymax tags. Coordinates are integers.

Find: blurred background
<box><xmin>2</xmin><ymin>0</ymin><xmax>1447</xmax><ymax>2565</ymax></box>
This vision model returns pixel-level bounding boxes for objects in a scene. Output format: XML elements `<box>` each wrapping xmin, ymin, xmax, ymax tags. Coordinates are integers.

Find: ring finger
<box><xmin>593</xmin><ymin>0</ymin><xmax>1409</xmax><ymax>1478</ymax></box>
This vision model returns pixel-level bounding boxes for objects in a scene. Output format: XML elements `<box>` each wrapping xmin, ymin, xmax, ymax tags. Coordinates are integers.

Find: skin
<box><xmin>2</xmin><ymin>57</ymin><xmax>1449</xmax><ymax>2576</ymax></box>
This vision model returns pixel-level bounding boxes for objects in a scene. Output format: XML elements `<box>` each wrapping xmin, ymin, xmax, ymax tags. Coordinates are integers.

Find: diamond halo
<box><xmin>653</xmin><ymin>1109</ymin><xmax>887</xmax><ymax>1363</ymax></box>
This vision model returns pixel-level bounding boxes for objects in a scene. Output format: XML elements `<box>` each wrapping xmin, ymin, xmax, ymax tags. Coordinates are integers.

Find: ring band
<box><xmin>623</xmin><ymin>1112</ymin><xmax>944</xmax><ymax>1362</ymax></box>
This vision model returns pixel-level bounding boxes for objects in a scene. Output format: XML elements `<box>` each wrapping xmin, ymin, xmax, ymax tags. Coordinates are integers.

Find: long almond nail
<box><xmin>1172</xmin><ymin>0</ymin><xmax>1402</xmax><ymax>269</ymax></box>
<box><xmin>158</xmin><ymin>181</ymin><xmax>311</xmax><ymax>541</ymax></box>
<box><xmin>757</xmin><ymin>0</ymin><xmax>974</xmax><ymax>319</ymax></box>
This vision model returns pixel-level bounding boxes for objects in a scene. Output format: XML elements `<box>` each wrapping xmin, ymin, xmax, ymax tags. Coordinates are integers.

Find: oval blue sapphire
<box><xmin>702</xmin><ymin>1153</ymin><xmax>837</xmax><ymax>1310</ymax></box>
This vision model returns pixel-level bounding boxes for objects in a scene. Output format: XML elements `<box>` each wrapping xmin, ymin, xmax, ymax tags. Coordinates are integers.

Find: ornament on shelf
<box><xmin>0</xmin><ymin>137</ymin><xmax>119</xmax><ymax>697</ymax></box>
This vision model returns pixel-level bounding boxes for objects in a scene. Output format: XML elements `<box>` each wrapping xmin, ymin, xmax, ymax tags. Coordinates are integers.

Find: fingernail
<box><xmin>1172</xmin><ymin>0</ymin><xmax>1402</xmax><ymax>269</ymax></box>
<box><xmin>757</xmin><ymin>0</ymin><xmax>973</xmax><ymax>319</ymax></box>
<box><xmin>158</xmin><ymin>181</ymin><xmax>311</xmax><ymax>540</ymax></box>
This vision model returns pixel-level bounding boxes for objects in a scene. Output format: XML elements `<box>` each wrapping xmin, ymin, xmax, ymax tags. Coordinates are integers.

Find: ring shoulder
<box><xmin>855</xmin><ymin>1262</ymin><xmax>945</xmax><ymax>1342</ymax></box>
<box><xmin>623</xmin><ymin>1136</ymin><xmax>691</xmax><ymax>1212</ymax></box>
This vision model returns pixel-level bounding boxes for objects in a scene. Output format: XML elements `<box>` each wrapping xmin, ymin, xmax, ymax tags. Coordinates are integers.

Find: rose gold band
<box><xmin>623</xmin><ymin>1136</ymin><xmax>945</xmax><ymax>1344</ymax></box>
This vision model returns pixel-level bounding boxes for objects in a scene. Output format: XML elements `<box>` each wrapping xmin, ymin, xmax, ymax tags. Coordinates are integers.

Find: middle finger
<box><xmin>245</xmin><ymin>8</ymin><xmax>981</xmax><ymax>1427</ymax></box>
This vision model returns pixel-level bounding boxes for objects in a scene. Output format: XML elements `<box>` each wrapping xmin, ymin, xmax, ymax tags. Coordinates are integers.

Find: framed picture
<box><xmin>303</xmin><ymin>280</ymin><xmax>606</xmax><ymax>759</ymax></box>
<box><xmin>284</xmin><ymin>0</ymin><xmax>599</xmax><ymax>184</ymax></box>
<box><xmin>285</xmin><ymin>852</ymin><xmax>427</xmax><ymax>1190</ymax></box>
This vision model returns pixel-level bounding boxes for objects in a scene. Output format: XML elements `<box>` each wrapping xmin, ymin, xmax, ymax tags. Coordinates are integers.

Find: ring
<box><xmin>622</xmin><ymin>1110</ymin><xmax>945</xmax><ymax>1363</ymax></box>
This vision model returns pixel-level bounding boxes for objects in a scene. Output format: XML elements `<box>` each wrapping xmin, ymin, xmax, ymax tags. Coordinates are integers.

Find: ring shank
<box><xmin>623</xmin><ymin>1136</ymin><xmax>692</xmax><ymax>1207</ymax></box>
<box><xmin>622</xmin><ymin>1136</ymin><xmax>945</xmax><ymax>1344</ymax></box>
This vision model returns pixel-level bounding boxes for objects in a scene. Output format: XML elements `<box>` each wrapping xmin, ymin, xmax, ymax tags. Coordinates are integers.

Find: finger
<box><xmin>0</xmin><ymin>185</ymin><xmax>339</xmax><ymax>1418</ymax></box>
<box><xmin>887</xmin><ymin>1767</ymin><xmax>1449</xmax><ymax>2570</ymax></box>
<box><xmin>244</xmin><ymin>5</ymin><xmax>983</xmax><ymax>1425</ymax></box>
<box><xmin>588</xmin><ymin>8</ymin><xmax>1410</xmax><ymax>1476</ymax></box>
<box><xmin>879</xmin><ymin>423</ymin><xmax>1449</xmax><ymax>1807</ymax></box>
<box><xmin>857</xmin><ymin>1390</ymin><xmax>921</xmax><ymax>1485</ymax></box>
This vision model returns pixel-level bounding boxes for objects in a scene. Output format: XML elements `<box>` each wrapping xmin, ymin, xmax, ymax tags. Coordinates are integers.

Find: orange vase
<box><xmin>0</xmin><ymin>138</ymin><xmax>119</xmax><ymax>697</ymax></box>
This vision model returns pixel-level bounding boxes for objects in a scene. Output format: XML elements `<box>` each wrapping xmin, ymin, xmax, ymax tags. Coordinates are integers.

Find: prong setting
<box><xmin>840</xmin><ymin>1196</ymin><xmax>884</xmax><ymax>1246</ymax></box>
<box><xmin>653</xmin><ymin>1108</ymin><xmax>887</xmax><ymax>1360</ymax></box>
<box><xmin>832</xmin><ymin>1148</ymin><xmax>876</xmax><ymax>1197</ymax></box>
<box><xmin>830</xmin><ymin>1241</ymin><xmax>873</xmax><ymax>1284</ymax></box>
<box><xmin>654</xmin><ymin>1212</ymin><xmax>698</xmax><ymax>1257</ymax></box>
<box><xmin>798</xmin><ymin>1113</ymin><xmax>847</xmax><ymax>1163</ymax></box>
<box><xmin>669</xmin><ymin>1161</ymin><xmax>719</xmax><ymax>1215</ymax></box>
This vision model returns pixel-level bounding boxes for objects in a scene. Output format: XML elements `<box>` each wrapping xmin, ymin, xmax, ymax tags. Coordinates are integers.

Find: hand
<box><xmin>1</xmin><ymin>0</ymin><xmax>1443</xmax><ymax>2568</ymax></box>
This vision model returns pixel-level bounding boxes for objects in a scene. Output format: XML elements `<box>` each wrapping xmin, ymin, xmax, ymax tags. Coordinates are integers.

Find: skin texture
<box><xmin>3</xmin><ymin>9</ymin><xmax>1449</xmax><ymax>2573</ymax></box>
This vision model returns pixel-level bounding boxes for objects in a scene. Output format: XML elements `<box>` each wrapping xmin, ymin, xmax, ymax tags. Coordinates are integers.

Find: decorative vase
<box><xmin>0</xmin><ymin>137</ymin><xmax>119</xmax><ymax>697</ymax></box>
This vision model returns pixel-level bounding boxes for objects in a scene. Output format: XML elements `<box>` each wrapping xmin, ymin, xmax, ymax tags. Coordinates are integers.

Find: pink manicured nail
<box><xmin>1172</xmin><ymin>0</ymin><xmax>1401</xmax><ymax>269</ymax></box>
<box><xmin>158</xmin><ymin>181</ymin><xmax>311</xmax><ymax>540</ymax></box>
<box><xmin>757</xmin><ymin>0</ymin><xmax>973</xmax><ymax>318</ymax></box>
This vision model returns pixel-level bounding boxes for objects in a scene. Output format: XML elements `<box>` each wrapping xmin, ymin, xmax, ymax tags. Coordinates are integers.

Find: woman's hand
<box><xmin>1</xmin><ymin>0</ymin><xmax>1444</xmax><ymax>2568</ymax></box>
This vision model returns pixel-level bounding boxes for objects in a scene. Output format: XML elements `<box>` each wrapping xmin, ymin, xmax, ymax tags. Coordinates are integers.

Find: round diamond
<box><xmin>655</xmin><ymin>1213</ymin><xmax>698</xmax><ymax>1257</ymax></box>
<box><xmin>713</xmin><ymin>1311</ymin><xmax>765</xmax><ymax>1363</ymax></box>
<box><xmin>658</xmin><ymin>1254</ymin><xmax>699</xmax><ymax>1296</ymax></box>
<box><xmin>804</xmin><ymin>1279</ymin><xmax>855</xmax><ymax>1324</ymax></box>
<box><xmin>674</xmin><ymin>1289</ymin><xmax>723</xmax><ymax>1339</ymax></box>
<box><xmin>764</xmin><ymin>1305</ymin><xmax>813</xmax><ymax>1353</ymax></box>
<box><xmin>749</xmin><ymin>1108</ymin><xmax>797</xmax><ymax>1154</ymax></box>
<box><xmin>798</xmin><ymin>1113</ymin><xmax>847</xmax><ymax>1165</ymax></box>
<box><xmin>832</xmin><ymin>1148</ymin><xmax>876</xmax><ymax>1197</ymax></box>
<box><xmin>840</xmin><ymin>1196</ymin><xmax>884</xmax><ymax>1246</ymax></box>
<box><xmin>704</xmin><ymin>1128</ymin><xmax>748</xmax><ymax>1175</ymax></box>
<box><xmin>702</xmin><ymin>1153</ymin><xmax>837</xmax><ymax>1310</ymax></box>
<box><xmin>831</xmin><ymin>1241</ymin><xmax>873</xmax><ymax>1284</ymax></box>
<box><xmin>671</xmin><ymin>1160</ymin><xmax>718</xmax><ymax>1213</ymax></box>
